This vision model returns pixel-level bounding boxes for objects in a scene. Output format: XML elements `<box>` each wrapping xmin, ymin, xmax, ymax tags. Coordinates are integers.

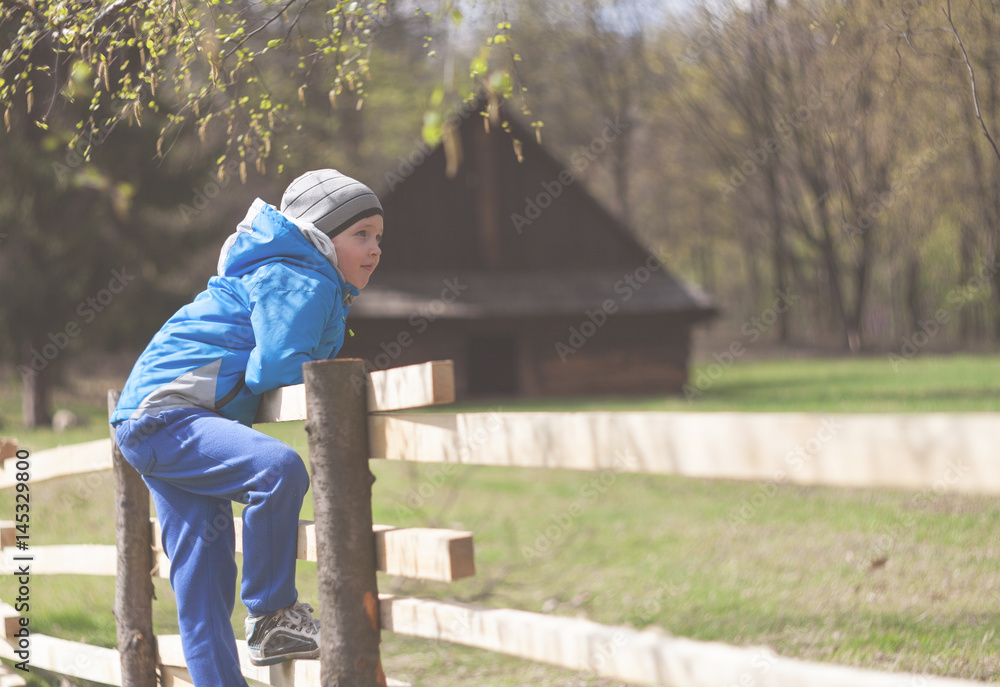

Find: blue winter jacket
<box><xmin>110</xmin><ymin>199</ymin><xmax>359</xmax><ymax>427</ymax></box>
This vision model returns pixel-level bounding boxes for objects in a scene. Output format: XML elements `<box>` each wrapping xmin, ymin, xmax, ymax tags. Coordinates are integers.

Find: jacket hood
<box><xmin>218</xmin><ymin>199</ymin><xmax>359</xmax><ymax>301</ymax></box>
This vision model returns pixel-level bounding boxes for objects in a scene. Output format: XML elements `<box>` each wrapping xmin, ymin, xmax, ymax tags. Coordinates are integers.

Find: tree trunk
<box><xmin>740</xmin><ymin>226</ymin><xmax>763</xmax><ymax>321</ymax></box>
<box><xmin>748</xmin><ymin>0</ymin><xmax>790</xmax><ymax>344</ymax></box>
<box><xmin>959</xmin><ymin>220</ymin><xmax>976</xmax><ymax>344</ymax></box>
<box><xmin>20</xmin><ymin>337</ymin><xmax>51</xmax><ymax>429</ymax></box>
<box><xmin>819</xmin><ymin>231</ymin><xmax>851</xmax><ymax>350</ymax></box>
<box><xmin>906</xmin><ymin>256</ymin><xmax>921</xmax><ymax>334</ymax></box>
<box><xmin>304</xmin><ymin>359</ymin><xmax>386</xmax><ymax>687</ymax></box>
<box><xmin>845</xmin><ymin>176</ymin><xmax>879</xmax><ymax>354</ymax></box>
<box><xmin>980</xmin><ymin>33</ymin><xmax>1000</xmax><ymax>341</ymax></box>
<box><xmin>109</xmin><ymin>390</ymin><xmax>158</xmax><ymax>685</ymax></box>
<box><xmin>960</xmin><ymin>85</ymin><xmax>992</xmax><ymax>345</ymax></box>
<box><xmin>610</xmin><ymin>78</ymin><xmax>636</xmax><ymax>230</ymax></box>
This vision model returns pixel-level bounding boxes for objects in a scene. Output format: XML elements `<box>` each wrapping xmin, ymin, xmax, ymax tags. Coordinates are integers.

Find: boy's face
<box><xmin>331</xmin><ymin>214</ymin><xmax>383</xmax><ymax>290</ymax></box>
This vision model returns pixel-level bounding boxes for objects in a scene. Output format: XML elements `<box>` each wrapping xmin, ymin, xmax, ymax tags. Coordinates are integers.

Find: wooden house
<box><xmin>339</xmin><ymin>97</ymin><xmax>717</xmax><ymax>397</ymax></box>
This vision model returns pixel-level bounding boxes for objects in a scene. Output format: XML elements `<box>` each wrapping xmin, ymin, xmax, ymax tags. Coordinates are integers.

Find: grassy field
<box><xmin>1</xmin><ymin>354</ymin><xmax>1000</xmax><ymax>685</ymax></box>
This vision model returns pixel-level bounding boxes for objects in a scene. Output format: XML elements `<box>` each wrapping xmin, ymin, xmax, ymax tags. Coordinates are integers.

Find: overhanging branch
<box><xmin>0</xmin><ymin>0</ymin><xmax>47</xmax><ymax>25</ymax></box>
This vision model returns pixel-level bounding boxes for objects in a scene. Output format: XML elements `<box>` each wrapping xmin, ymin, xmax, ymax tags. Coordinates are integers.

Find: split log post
<box><xmin>303</xmin><ymin>359</ymin><xmax>386</xmax><ymax>686</ymax></box>
<box><xmin>108</xmin><ymin>390</ymin><xmax>157</xmax><ymax>685</ymax></box>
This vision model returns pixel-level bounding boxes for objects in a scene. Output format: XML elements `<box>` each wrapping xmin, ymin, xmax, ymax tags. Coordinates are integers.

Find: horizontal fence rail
<box><xmin>0</xmin><ymin>519</ymin><xmax>475</xmax><ymax>584</ymax></box>
<box><xmin>379</xmin><ymin>595</ymin><xmax>986</xmax><ymax>687</ymax></box>
<box><xmin>0</xmin><ymin>438</ymin><xmax>111</xmax><ymax>489</ymax></box>
<box><xmin>255</xmin><ymin>360</ymin><xmax>455</xmax><ymax>423</ymax></box>
<box><xmin>0</xmin><ymin>623</ymin><xmax>121</xmax><ymax>685</ymax></box>
<box><xmin>370</xmin><ymin>411</ymin><xmax>993</xmax><ymax>493</ymax></box>
<box><xmin>155</xmin><ymin>635</ymin><xmax>411</xmax><ymax>687</ymax></box>
<box><xmin>0</xmin><ymin>617</ymin><xmax>412</xmax><ymax>687</ymax></box>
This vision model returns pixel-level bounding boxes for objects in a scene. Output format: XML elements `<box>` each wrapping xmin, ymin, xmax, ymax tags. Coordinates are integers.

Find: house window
<box><xmin>467</xmin><ymin>335</ymin><xmax>518</xmax><ymax>395</ymax></box>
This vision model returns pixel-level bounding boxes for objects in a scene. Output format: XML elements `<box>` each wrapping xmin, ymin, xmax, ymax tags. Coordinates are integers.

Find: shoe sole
<box><xmin>248</xmin><ymin>648</ymin><xmax>320</xmax><ymax>666</ymax></box>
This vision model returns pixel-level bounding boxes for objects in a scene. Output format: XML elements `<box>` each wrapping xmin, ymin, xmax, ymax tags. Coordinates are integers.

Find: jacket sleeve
<box><xmin>244</xmin><ymin>281</ymin><xmax>338</xmax><ymax>394</ymax></box>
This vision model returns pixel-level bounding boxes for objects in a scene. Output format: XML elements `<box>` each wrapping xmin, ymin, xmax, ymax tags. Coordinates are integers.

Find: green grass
<box><xmin>2</xmin><ymin>354</ymin><xmax>1000</xmax><ymax>685</ymax></box>
<box><xmin>430</xmin><ymin>353</ymin><xmax>1000</xmax><ymax>413</ymax></box>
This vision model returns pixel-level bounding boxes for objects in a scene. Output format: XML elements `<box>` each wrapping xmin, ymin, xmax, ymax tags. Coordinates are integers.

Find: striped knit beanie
<box><xmin>280</xmin><ymin>169</ymin><xmax>383</xmax><ymax>237</ymax></box>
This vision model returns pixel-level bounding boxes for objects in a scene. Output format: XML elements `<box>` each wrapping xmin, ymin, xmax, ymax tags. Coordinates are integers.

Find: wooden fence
<box><xmin>0</xmin><ymin>358</ymin><xmax>998</xmax><ymax>686</ymax></box>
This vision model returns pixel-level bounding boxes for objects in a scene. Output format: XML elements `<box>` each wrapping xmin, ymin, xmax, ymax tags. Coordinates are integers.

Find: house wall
<box><xmin>339</xmin><ymin>314</ymin><xmax>696</xmax><ymax>399</ymax></box>
<box><xmin>522</xmin><ymin>315</ymin><xmax>692</xmax><ymax>397</ymax></box>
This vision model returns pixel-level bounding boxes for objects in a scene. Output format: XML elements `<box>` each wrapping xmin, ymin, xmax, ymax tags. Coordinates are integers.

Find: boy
<box><xmin>110</xmin><ymin>169</ymin><xmax>384</xmax><ymax>685</ymax></box>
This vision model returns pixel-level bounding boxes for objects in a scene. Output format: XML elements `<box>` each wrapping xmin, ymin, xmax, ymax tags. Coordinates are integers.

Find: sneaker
<box><xmin>246</xmin><ymin>600</ymin><xmax>321</xmax><ymax>666</ymax></box>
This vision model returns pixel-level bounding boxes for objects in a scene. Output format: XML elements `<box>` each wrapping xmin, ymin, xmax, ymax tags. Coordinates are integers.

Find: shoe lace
<box><xmin>278</xmin><ymin>601</ymin><xmax>320</xmax><ymax>635</ymax></box>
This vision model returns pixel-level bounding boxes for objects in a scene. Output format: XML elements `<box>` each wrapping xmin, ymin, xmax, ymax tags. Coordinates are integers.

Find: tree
<box><xmin>0</xmin><ymin>0</ymin><xmax>523</xmax><ymax>178</ymax></box>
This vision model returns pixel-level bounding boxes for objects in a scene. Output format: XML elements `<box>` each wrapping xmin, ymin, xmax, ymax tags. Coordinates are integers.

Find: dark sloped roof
<box><xmin>362</xmin><ymin>93</ymin><xmax>717</xmax><ymax>321</ymax></box>
<box><xmin>350</xmin><ymin>270</ymin><xmax>717</xmax><ymax>319</ymax></box>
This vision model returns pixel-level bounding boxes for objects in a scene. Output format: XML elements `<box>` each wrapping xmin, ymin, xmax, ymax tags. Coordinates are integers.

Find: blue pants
<box><xmin>115</xmin><ymin>408</ymin><xmax>310</xmax><ymax>687</ymax></box>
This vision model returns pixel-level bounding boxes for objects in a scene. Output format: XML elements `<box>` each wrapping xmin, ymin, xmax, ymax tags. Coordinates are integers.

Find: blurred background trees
<box><xmin>510</xmin><ymin>0</ymin><xmax>1000</xmax><ymax>356</ymax></box>
<box><xmin>4</xmin><ymin>0</ymin><xmax>1000</xmax><ymax>424</ymax></box>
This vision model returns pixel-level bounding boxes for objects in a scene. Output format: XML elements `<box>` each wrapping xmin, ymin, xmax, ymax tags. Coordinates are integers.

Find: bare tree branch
<box><xmin>222</xmin><ymin>0</ymin><xmax>301</xmax><ymax>62</ymax></box>
<box><xmin>944</xmin><ymin>0</ymin><xmax>1000</xmax><ymax>163</ymax></box>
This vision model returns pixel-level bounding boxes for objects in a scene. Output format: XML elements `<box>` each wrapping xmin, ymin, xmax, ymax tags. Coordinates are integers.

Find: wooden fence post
<box><xmin>108</xmin><ymin>391</ymin><xmax>157</xmax><ymax>685</ymax></box>
<box><xmin>303</xmin><ymin>359</ymin><xmax>386</xmax><ymax>687</ymax></box>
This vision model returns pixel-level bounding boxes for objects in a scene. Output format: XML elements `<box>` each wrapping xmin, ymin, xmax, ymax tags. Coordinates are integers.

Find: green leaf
<box><xmin>470</xmin><ymin>56</ymin><xmax>488</xmax><ymax>76</ymax></box>
<box><xmin>422</xmin><ymin>109</ymin><xmax>443</xmax><ymax>145</ymax></box>
<box><xmin>430</xmin><ymin>85</ymin><xmax>444</xmax><ymax>107</ymax></box>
